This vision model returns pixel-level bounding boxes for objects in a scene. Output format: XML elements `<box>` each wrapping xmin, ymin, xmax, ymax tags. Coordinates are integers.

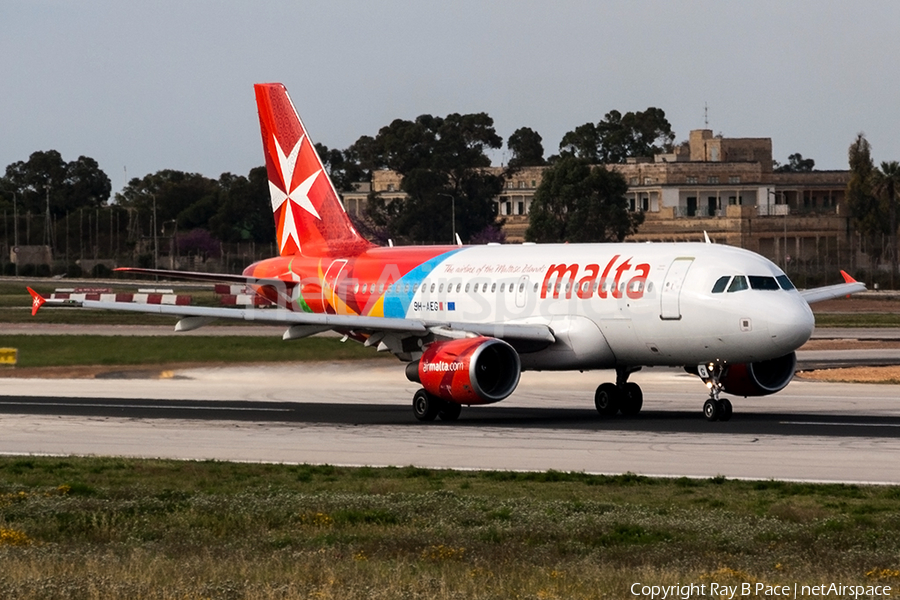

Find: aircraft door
<box><xmin>659</xmin><ymin>257</ymin><xmax>694</xmax><ymax>320</ymax></box>
<box><xmin>323</xmin><ymin>259</ymin><xmax>348</xmax><ymax>314</ymax></box>
<box><xmin>515</xmin><ymin>275</ymin><xmax>529</xmax><ymax>309</ymax></box>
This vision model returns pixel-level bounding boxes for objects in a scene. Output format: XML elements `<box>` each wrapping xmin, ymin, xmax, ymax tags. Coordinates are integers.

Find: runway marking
<box><xmin>0</xmin><ymin>401</ymin><xmax>292</xmax><ymax>413</ymax></box>
<box><xmin>781</xmin><ymin>420</ymin><xmax>900</xmax><ymax>428</ymax></box>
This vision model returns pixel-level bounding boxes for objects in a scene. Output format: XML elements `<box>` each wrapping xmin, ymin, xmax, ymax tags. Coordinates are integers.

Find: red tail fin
<box><xmin>27</xmin><ymin>287</ymin><xmax>46</xmax><ymax>316</ymax></box>
<box><xmin>254</xmin><ymin>83</ymin><xmax>373</xmax><ymax>257</ymax></box>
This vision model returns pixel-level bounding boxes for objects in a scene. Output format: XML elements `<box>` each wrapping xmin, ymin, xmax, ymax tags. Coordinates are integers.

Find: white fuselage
<box><xmin>381</xmin><ymin>242</ymin><xmax>814</xmax><ymax>371</ymax></box>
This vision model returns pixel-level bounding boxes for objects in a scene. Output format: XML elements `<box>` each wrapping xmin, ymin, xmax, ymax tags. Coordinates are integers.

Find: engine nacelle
<box><xmin>719</xmin><ymin>352</ymin><xmax>797</xmax><ymax>397</ymax></box>
<box><xmin>406</xmin><ymin>337</ymin><xmax>521</xmax><ymax>405</ymax></box>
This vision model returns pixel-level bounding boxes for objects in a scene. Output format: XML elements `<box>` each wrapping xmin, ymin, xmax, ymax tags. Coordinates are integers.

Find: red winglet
<box><xmin>840</xmin><ymin>270</ymin><xmax>857</xmax><ymax>284</ymax></box>
<box><xmin>27</xmin><ymin>287</ymin><xmax>46</xmax><ymax>316</ymax></box>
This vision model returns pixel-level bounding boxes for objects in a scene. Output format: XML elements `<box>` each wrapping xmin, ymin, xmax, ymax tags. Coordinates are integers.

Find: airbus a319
<box><xmin>29</xmin><ymin>83</ymin><xmax>865</xmax><ymax>422</ymax></box>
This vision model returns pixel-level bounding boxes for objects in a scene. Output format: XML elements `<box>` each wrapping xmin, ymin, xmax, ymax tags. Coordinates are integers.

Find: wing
<box><xmin>799</xmin><ymin>270</ymin><xmax>867</xmax><ymax>304</ymax></box>
<box><xmin>27</xmin><ymin>288</ymin><xmax>555</xmax><ymax>358</ymax></box>
<box><xmin>113</xmin><ymin>267</ymin><xmax>288</xmax><ymax>287</ymax></box>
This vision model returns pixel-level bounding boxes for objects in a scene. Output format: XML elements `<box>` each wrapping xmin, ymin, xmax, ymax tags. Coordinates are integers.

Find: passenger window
<box><xmin>456</xmin><ymin>283</ymin><xmax>461</xmax><ymax>293</ymax></box>
<box><xmin>491</xmin><ymin>283</ymin><xmax>497</xmax><ymax>293</ymax></box>
<box><xmin>464</xmin><ymin>283</ymin><xmax>470</xmax><ymax>293</ymax></box>
<box><xmin>439</xmin><ymin>283</ymin><xmax>444</xmax><ymax>293</ymax></box>
<box><xmin>499</xmin><ymin>283</ymin><xmax>505</xmax><ymax>293</ymax></box>
<box><xmin>483</xmin><ymin>283</ymin><xmax>489</xmax><ymax>293</ymax></box>
<box><xmin>727</xmin><ymin>276</ymin><xmax>748</xmax><ymax>292</ymax></box>
<box><xmin>405</xmin><ymin>284</ymin><xmax>410</xmax><ymax>293</ymax></box>
<box><xmin>519</xmin><ymin>283</ymin><xmax>525</xmax><ymax>292</ymax></box>
<box><xmin>413</xmin><ymin>283</ymin><xmax>419</xmax><ymax>292</ymax></box>
<box><xmin>776</xmin><ymin>275</ymin><xmax>795</xmax><ymax>291</ymax></box>
<box><xmin>430</xmin><ymin>283</ymin><xmax>436</xmax><ymax>293</ymax></box>
<box><xmin>711</xmin><ymin>276</ymin><xmax>730</xmax><ymax>293</ymax></box>
<box><xmin>749</xmin><ymin>276</ymin><xmax>780</xmax><ymax>291</ymax></box>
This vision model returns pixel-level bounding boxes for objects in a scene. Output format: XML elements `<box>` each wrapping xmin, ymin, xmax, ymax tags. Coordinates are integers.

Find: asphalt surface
<box><xmin>1</xmin><ymin>364</ymin><xmax>899</xmax><ymax>483</ymax></box>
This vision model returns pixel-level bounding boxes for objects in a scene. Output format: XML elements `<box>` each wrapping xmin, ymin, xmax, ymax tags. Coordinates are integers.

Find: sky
<box><xmin>2</xmin><ymin>1</ymin><xmax>899</xmax><ymax>196</ymax></box>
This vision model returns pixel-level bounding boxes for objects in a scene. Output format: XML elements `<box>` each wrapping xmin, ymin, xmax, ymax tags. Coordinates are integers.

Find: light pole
<box><xmin>437</xmin><ymin>193</ymin><xmax>456</xmax><ymax>244</ymax></box>
<box><xmin>12</xmin><ymin>192</ymin><xmax>18</xmax><ymax>277</ymax></box>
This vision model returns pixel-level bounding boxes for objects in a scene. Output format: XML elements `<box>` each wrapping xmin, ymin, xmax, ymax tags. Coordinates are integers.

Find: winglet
<box><xmin>840</xmin><ymin>270</ymin><xmax>857</xmax><ymax>284</ymax></box>
<box><xmin>27</xmin><ymin>287</ymin><xmax>46</xmax><ymax>316</ymax></box>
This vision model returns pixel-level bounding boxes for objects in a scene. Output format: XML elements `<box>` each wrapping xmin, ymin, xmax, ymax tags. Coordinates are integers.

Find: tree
<box><xmin>116</xmin><ymin>170</ymin><xmax>219</xmax><ymax>226</ymax></box>
<box><xmin>873</xmin><ymin>160</ymin><xmax>900</xmax><ymax>287</ymax></box>
<box><xmin>845</xmin><ymin>134</ymin><xmax>884</xmax><ymax>273</ymax></box>
<box><xmin>208</xmin><ymin>167</ymin><xmax>274</xmax><ymax>244</ymax></box>
<box><xmin>559</xmin><ymin>108</ymin><xmax>675</xmax><ymax>164</ymax></box>
<box><xmin>2</xmin><ymin>150</ymin><xmax>111</xmax><ymax>217</ymax></box>
<box><xmin>507</xmin><ymin>127</ymin><xmax>546</xmax><ymax>169</ymax></box>
<box><xmin>774</xmin><ymin>153</ymin><xmax>815</xmax><ymax>172</ymax></box>
<box><xmin>525</xmin><ymin>155</ymin><xmax>643</xmax><ymax>243</ymax></box>
<box><xmin>359</xmin><ymin>112</ymin><xmax>505</xmax><ymax>244</ymax></box>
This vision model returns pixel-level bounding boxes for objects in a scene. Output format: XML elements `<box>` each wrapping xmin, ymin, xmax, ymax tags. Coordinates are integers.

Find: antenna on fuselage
<box><xmin>455</xmin><ymin>233</ymin><xmax>463</xmax><ymax>246</ymax></box>
<box><xmin>703</xmin><ymin>231</ymin><xmax>712</xmax><ymax>244</ymax></box>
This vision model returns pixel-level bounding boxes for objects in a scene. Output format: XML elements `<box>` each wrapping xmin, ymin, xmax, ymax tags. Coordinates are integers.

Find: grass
<box><xmin>813</xmin><ymin>313</ymin><xmax>900</xmax><ymax>328</ymax></box>
<box><xmin>0</xmin><ymin>458</ymin><xmax>899</xmax><ymax>599</ymax></box>
<box><xmin>0</xmin><ymin>335</ymin><xmax>384</xmax><ymax>368</ymax></box>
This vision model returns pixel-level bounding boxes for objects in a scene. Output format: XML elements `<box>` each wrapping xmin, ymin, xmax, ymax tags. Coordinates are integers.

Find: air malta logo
<box><xmin>540</xmin><ymin>255</ymin><xmax>651</xmax><ymax>300</ymax></box>
<box><xmin>269</xmin><ymin>133</ymin><xmax>323</xmax><ymax>254</ymax></box>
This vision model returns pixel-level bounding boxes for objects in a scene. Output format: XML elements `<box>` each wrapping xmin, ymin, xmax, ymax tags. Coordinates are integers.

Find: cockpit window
<box><xmin>776</xmin><ymin>274</ymin><xmax>796</xmax><ymax>291</ymax></box>
<box><xmin>711</xmin><ymin>276</ymin><xmax>730</xmax><ymax>293</ymax></box>
<box><xmin>727</xmin><ymin>276</ymin><xmax>748</xmax><ymax>292</ymax></box>
<box><xmin>748</xmin><ymin>276</ymin><xmax>780</xmax><ymax>291</ymax></box>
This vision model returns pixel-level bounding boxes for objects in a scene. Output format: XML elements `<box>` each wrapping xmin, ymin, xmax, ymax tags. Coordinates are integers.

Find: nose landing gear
<box><xmin>698</xmin><ymin>362</ymin><xmax>733</xmax><ymax>422</ymax></box>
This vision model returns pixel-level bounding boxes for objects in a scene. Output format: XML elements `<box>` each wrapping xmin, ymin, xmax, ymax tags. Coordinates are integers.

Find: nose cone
<box><xmin>767</xmin><ymin>294</ymin><xmax>815</xmax><ymax>353</ymax></box>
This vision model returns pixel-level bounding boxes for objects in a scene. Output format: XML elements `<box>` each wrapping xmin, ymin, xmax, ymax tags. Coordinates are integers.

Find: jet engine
<box><xmin>406</xmin><ymin>336</ymin><xmax>521</xmax><ymax>405</ymax></box>
<box><xmin>719</xmin><ymin>352</ymin><xmax>797</xmax><ymax>397</ymax></box>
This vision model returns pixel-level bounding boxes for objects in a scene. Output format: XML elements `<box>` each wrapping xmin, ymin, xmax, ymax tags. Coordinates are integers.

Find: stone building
<box><xmin>344</xmin><ymin>129</ymin><xmax>854</xmax><ymax>273</ymax></box>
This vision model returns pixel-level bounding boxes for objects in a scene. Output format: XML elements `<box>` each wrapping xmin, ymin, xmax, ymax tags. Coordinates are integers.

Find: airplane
<box><xmin>28</xmin><ymin>82</ymin><xmax>866</xmax><ymax>422</ymax></box>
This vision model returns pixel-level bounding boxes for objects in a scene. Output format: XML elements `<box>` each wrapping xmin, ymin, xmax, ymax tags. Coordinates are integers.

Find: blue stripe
<box><xmin>383</xmin><ymin>249</ymin><xmax>464</xmax><ymax>318</ymax></box>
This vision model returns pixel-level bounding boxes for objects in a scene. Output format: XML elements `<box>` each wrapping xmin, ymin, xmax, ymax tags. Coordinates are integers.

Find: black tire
<box><xmin>703</xmin><ymin>398</ymin><xmax>719</xmax><ymax>422</ymax></box>
<box><xmin>620</xmin><ymin>382</ymin><xmax>643</xmax><ymax>416</ymax></box>
<box><xmin>438</xmin><ymin>401</ymin><xmax>462</xmax><ymax>421</ymax></box>
<box><xmin>594</xmin><ymin>383</ymin><xmax>620</xmax><ymax>417</ymax></box>
<box><xmin>413</xmin><ymin>389</ymin><xmax>439</xmax><ymax>422</ymax></box>
<box><xmin>718</xmin><ymin>398</ymin><xmax>733</xmax><ymax>422</ymax></box>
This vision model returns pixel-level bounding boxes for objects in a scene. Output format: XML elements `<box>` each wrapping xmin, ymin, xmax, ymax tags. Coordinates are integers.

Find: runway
<box><xmin>1</xmin><ymin>362</ymin><xmax>899</xmax><ymax>484</ymax></box>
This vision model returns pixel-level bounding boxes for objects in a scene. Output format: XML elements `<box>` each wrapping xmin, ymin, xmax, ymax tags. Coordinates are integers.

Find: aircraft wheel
<box><xmin>703</xmin><ymin>398</ymin><xmax>720</xmax><ymax>422</ymax></box>
<box><xmin>594</xmin><ymin>383</ymin><xmax>620</xmax><ymax>417</ymax></box>
<box><xmin>413</xmin><ymin>389</ymin><xmax>440</xmax><ymax>422</ymax></box>
<box><xmin>718</xmin><ymin>398</ymin><xmax>733</xmax><ymax>422</ymax></box>
<box><xmin>620</xmin><ymin>382</ymin><xmax>643</xmax><ymax>416</ymax></box>
<box><xmin>438</xmin><ymin>401</ymin><xmax>462</xmax><ymax>421</ymax></box>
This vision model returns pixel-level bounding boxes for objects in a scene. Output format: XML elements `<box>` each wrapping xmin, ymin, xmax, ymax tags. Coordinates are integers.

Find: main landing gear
<box><xmin>697</xmin><ymin>362</ymin><xmax>733</xmax><ymax>422</ymax></box>
<box><xmin>594</xmin><ymin>367</ymin><xmax>643</xmax><ymax>417</ymax></box>
<box><xmin>412</xmin><ymin>388</ymin><xmax>462</xmax><ymax>422</ymax></box>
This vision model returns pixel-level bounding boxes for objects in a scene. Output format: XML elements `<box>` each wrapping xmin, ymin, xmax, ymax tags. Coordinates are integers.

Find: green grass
<box><xmin>1</xmin><ymin>458</ymin><xmax>899</xmax><ymax>599</ymax></box>
<box><xmin>0</xmin><ymin>335</ymin><xmax>384</xmax><ymax>368</ymax></box>
<box><xmin>813</xmin><ymin>313</ymin><xmax>900</xmax><ymax>328</ymax></box>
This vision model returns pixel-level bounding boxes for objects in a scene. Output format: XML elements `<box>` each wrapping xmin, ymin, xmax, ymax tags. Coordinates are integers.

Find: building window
<box><xmin>642</xmin><ymin>196</ymin><xmax>649</xmax><ymax>211</ymax></box>
<box><xmin>517</xmin><ymin>201</ymin><xmax>524</xmax><ymax>215</ymax></box>
<box><xmin>729</xmin><ymin>176</ymin><xmax>741</xmax><ymax>184</ymax></box>
<box><xmin>505</xmin><ymin>201</ymin><xmax>511</xmax><ymax>215</ymax></box>
<box><xmin>644</xmin><ymin>177</ymin><xmax>654</xmax><ymax>185</ymax></box>
<box><xmin>387</xmin><ymin>183</ymin><xmax>395</xmax><ymax>192</ymax></box>
<box><xmin>686</xmin><ymin>176</ymin><xmax>698</xmax><ymax>184</ymax></box>
<box><xmin>518</xmin><ymin>181</ymin><xmax>525</xmax><ymax>188</ymax></box>
<box><xmin>630</xmin><ymin>177</ymin><xmax>639</xmax><ymax>185</ymax></box>
<box><xmin>707</xmin><ymin>176</ymin><xmax>719</xmax><ymax>184</ymax></box>
<box><xmin>531</xmin><ymin>180</ymin><xmax>536</xmax><ymax>187</ymax></box>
